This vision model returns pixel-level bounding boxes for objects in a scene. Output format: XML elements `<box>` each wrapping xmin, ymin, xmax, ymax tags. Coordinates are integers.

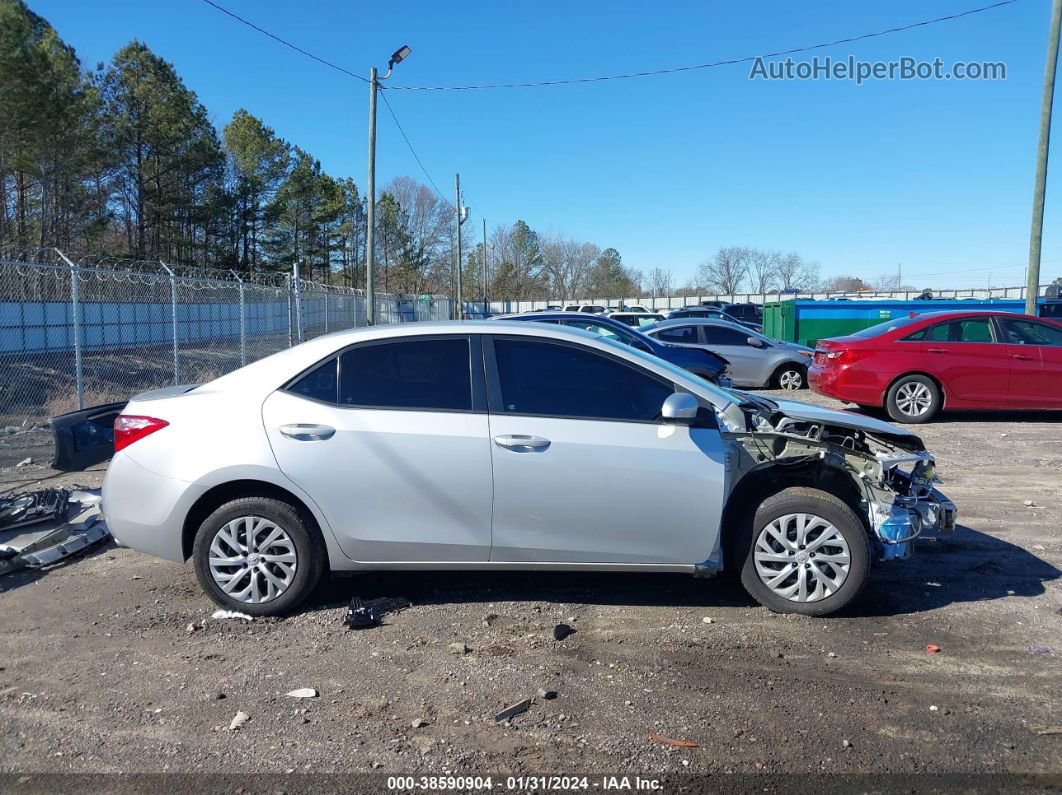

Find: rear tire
<box><xmin>192</xmin><ymin>496</ymin><xmax>325</xmax><ymax>617</ymax></box>
<box><xmin>736</xmin><ymin>487</ymin><xmax>871</xmax><ymax>616</ymax></box>
<box><xmin>885</xmin><ymin>374</ymin><xmax>941</xmax><ymax>423</ymax></box>
<box><xmin>772</xmin><ymin>363</ymin><xmax>807</xmax><ymax>391</ymax></box>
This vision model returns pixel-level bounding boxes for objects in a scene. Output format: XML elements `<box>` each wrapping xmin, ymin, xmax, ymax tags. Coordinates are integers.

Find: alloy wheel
<box><xmin>895</xmin><ymin>381</ymin><xmax>933</xmax><ymax>417</ymax></box>
<box><xmin>753</xmin><ymin>512</ymin><xmax>851</xmax><ymax>602</ymax></box>
<box><xmin>779</xmin><ymin>369</ymin><xmax>803</xmax><ymax>390</ymax></box>
<box><xmin>208</xmin><ymin>516</ymin><xmax>298</xmax><ymax>604</ymax></box>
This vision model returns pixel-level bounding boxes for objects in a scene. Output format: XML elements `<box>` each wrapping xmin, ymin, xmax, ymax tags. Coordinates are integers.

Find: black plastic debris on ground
<box><xmin>344</xmin><ymin>596</ymin><xmax>412</xmax><ymax>629</ymax></box>
<box><xmin>553</xmin><ymin>623</ymin><xmax>575</xmax><ymax>641</ymax></box>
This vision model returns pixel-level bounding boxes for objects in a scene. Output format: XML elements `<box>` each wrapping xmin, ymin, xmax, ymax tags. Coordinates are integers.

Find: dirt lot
<box><xmin>0</xmin><ymin>390</ymin><xmax>1060</xmax><ymax>788</ymax></box>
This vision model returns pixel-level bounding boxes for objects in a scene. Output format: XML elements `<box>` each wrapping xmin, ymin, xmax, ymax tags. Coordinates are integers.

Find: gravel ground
<box><xmin>0</xmin><ymin>391</ymin><xmax>1060</xmax><ymax>788</ymax></box>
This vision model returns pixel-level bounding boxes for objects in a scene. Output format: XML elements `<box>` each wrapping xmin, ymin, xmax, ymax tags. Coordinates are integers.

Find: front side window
<box><xmin>702</xmin><ymin>326</ymin><xmax>749</xmax><ymax>345</ymax></box>
<box><xmin>339</xmin><ymin>338</ymin><xmax>472</xmax><ymax>411</ymax></box>
<box><xmin>655</xmin><ymin>325</ymin><xmax>698</xmax><ymax>344</ymax></box>
<box><xmin>493</xmin><ymin>338</ymin><xmax>672</xmax><ymax>422</ymax></box>
<box><xmin>999</xmin><ymin>318</ymin><xmax>1062</xmax><ymax>346</ymax></box>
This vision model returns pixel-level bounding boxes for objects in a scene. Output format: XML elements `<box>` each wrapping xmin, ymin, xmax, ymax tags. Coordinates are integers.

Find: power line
<box><xmin>897</xmin><ymin>256</ymin><xmax>1062</xmax><ymax>279</ymax></box>
<box><xmin>199</xmin><ymin>0</ymin><xmax>368</xmax><ymax>82</ymax></box>
<box><xmin>377</xmin><ymin>90</ymin><xmax>448</xmax><ymax>199</ymax></box>
<box><xmin>389</xmin><ymin>0</ymin><xmax>1022</xmax><ymax>91</ymax></box>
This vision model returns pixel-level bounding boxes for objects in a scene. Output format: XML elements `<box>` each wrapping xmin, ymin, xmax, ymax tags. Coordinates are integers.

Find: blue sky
<box><xmin>33</xmin><ymin>0</ymin><xmax>1062</xmax><ymax>289</ymax></box>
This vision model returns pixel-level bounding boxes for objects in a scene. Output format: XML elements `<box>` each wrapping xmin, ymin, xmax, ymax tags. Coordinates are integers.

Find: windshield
<box><xmin>846</xmin><ymin>313</ymin><xmax>926</xmax><ymax>339</ymax></box>
<box><xmin>595</xmin><ymin>335</ymin><xmax>740</xmax><ymax>404</ymax></box>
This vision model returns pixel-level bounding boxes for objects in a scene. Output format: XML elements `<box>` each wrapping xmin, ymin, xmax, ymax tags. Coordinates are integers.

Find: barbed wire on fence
<box><xmin>0</xmin><ymin>250</ymin><xmax>450</xmax><ymax>424</ymax></box>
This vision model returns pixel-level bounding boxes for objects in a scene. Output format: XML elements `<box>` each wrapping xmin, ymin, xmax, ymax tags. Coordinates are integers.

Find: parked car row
<box><xmin>809</xmin><ymin>310</ymin><xmax>1062</xmax><ymax>422</ymax></box>
<box><xmin>102</xmin><ymin>318</ymin><xmax>957</xmax><ymax>619</ymax></box>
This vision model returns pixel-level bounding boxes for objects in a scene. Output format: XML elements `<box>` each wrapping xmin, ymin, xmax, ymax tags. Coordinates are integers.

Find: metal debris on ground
<box><xmin>344</xmin><ymin>596</ymin><xmax>412</xmax><ymax>629</ymax></box>
<box><xmin>494</xmin><ymin>698</ymin><xmax>532</xmax><ymax>722</ymax></box>
<box><xmin>0</xmin><ymin>488</ymin><xmax>109</xmax><ymax>576</ymax></box>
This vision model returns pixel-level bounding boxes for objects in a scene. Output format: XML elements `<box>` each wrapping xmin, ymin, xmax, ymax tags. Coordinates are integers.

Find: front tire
<box><xmin>737</xmin><ymin>487</ymin><xmax>871</xmax><ymax>616</ymax></box>
<box><xmin>885</xmin><ymin>374</ymin><xmax>941</xmax><ymax>423</ymax></box>
<box><xmin>192</xmin><ymin>496</ymin><xmax>325</xmax><ymax>616</ymax></box>
<box><xmin>772</xmin><ymin>363</ymin><xmax>806</xmax><ymax>391</ymax></box>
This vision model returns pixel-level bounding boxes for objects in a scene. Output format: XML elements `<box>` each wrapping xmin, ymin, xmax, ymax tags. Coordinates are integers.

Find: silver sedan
<box><xmin>101</xmin><ymin>320</ymin><xmax>954</xmax><ymax>618</ymax></box>
<box><xmin>642</xmin><ymin>318</ymin><xmax>814</xmax><ymax>390</ymax></box>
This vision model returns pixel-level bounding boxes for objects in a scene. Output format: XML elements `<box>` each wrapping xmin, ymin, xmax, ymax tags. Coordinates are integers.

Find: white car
<box><xmin>102</xmin><ymin>321</ymin><xmax>955</xmax><ymax>617</ymax></box>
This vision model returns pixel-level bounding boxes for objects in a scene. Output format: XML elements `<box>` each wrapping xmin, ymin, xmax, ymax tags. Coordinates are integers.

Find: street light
<box><xmin>365</xmin><ymin>44</ymin><xmax>412</xmax><ymax>325</ymax></box>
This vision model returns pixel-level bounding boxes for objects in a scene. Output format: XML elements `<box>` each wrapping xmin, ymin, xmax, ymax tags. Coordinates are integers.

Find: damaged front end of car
<box><xmin>716</xmin><ymin>393</ymin><xmax>956</xmax><ymax>563</ymax></box>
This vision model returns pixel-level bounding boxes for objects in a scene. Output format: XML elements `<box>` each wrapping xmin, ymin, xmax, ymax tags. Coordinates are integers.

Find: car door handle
<box><xmin>927</xmin><ymin>348</ymin><xmax>947</xmax><ymax>354</ymax></box>
<box><xmin>280</xmin><ymin>423</ymin><xmax>336</xmax><ymax>441</ymax></box>
<box><xmin>493</xmin><ymin>434</ymin><xmax>551</xmax><ymax>452</ymax></box>
<box><xmin>1010</xmin><ymin>353</ymin><xmax>1034</xmax><ymax>361</ymax></box>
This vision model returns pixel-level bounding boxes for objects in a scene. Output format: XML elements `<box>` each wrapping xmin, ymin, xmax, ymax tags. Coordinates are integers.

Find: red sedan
<box><xmin>809</xmin><ymin>310</ymin><xmax>1062</xmax><ymax>423</ymax></box>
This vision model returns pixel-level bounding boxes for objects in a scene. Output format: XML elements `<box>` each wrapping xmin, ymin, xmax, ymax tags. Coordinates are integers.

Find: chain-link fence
<box><xmin>0</xmin><ymin>248</ymin><xmax>451</xmax><ymax>425</ymax></box>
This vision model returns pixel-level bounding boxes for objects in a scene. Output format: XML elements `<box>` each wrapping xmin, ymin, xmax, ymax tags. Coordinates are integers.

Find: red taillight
<box><xmin>815</xmin><ymin>347</ymin><xmax>872</xmax><ymax>366</ymax></box>
<box><xmin>113</xmin><ymin>415</ymin><xmax>169</xmax><ymax>452</ymax></box>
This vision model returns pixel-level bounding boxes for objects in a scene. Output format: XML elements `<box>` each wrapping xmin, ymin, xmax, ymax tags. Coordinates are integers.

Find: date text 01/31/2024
<box><xmin>386</xmin><ymin>775</ymin><xmax>663</xmax><ymax>791</ymax></box>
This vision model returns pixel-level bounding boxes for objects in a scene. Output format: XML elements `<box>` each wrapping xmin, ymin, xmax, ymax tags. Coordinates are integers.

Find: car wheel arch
<box><xmin>883</xmin><ymin>370</ymin><xmax>946</xmax><ymax>408</ymax></box>
<box><xmin>769</xmin><ymin>360</ymin><xmax>807</xmax><ymax>388</ymax></box>
<box><xmin>181</xmin><ymin>479</ymin><xmax>328</xmax><ymax>563</ymax></box>
<box><xmin>720</xmin><ymin>462</ymin><xmax>871</xmax><ymax>571</ymax></box>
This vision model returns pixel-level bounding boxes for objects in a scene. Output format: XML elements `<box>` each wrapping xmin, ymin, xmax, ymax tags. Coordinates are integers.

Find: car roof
<box><xmin>494</xmin><ymin>311</ymin><xmax>625</xmax><ymax>322</ymax></box>
<box><xmin>650</xmin><ymin>317</ymin><xmax>752</xmax><ymax>329</ymax></box>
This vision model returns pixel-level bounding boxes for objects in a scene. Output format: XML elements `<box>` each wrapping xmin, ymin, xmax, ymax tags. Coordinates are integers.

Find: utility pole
<box><xmin>453</xmin><ymin>173</ymin><xmax>470</xmax><ymax>319</ymax></box>
<box><xmin>365</xmin><ymin>46</ymin><xmax>412</xmax><ymax>326</ymax></box>
<box><xmin>482</xmin><ymin>217</ymin><xmax>488</xmax><ymax>316</ymax></box>
<box><xmin>365</xmin><ymin>67</ymin><xmax>378</xmax><ymax>326</ymax></box>
<box><xmin>1027</xmin><ymin>0</ymin><xmax>1062</xmax><ymax>315</ymax></box>
<box><xmin>454</xmin><ymin>174</ymin><xmax>462</xmax><ymax>319</ymax></box>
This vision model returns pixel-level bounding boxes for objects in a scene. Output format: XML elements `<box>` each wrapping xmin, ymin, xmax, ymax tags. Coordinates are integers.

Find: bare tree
<box><xmin>540</xmin><ymin>234</ymin><xmax>599</xmax><ymax>301</ymax></box>
<box><xmin>646</xmin><ymin>267</ymin><xmax>671</xmax><ymax>298</ymax></box>
<box><xmin>821</xmin><ymin>274</ymin><xmax>871</xmax><ymax>293</ymax></box>
<box><xmin>697</xmin><ymin>247</ymin><xmax>749</xmax><ymax>294</ymax></box>
<box><xmin>747</xmin><ymin>249</ymin><xmax>781</xmax><ymax>294</ymax></box>
<box><xmin>775</xmin><ymin>252</ymin><xmax>820</xmax><ymax>292</ymax></box>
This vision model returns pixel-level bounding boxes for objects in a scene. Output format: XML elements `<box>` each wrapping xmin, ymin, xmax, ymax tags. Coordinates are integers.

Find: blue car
<box><xmin>491</xmin><ymin>311</ymin><xmax>730</xmax><ymax>384</ymax></box>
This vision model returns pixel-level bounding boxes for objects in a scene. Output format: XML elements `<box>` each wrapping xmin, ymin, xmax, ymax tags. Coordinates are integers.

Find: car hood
<box><xmin>767</xmin><ymin>397</ymin><xmax>924</xmax><ymax>450</ymax></box>
<box><xmin>772</xmin><ymin>341</ymin><xmax>814</xmax><ymax>353</ymax></box>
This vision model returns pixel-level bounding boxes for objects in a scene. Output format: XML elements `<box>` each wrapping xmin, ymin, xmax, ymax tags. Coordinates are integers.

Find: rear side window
<box><xmin>925</xmin><ymin>318</ymin><xmax>995</xmax><ymax>343</ymax></box>
<box><xmin>999</xmin><ymin>318</ymin><xmax>1062</xmax><ymax>346</ymax></box>
<box><xmin>702</xmin><ymin>326</ymin><xmax>749</xmax><ymax>345</ymax></box>
<box><xmin>493</xmin><ymin>338</ymin><xmax>672</xmax><ymax>422</ymax></box>
<box><xmin>287</xmin><ymin>358</ymin><xmax>338</xmax><ymax>403</ymax></box>
<box><xmin>655</xmin><ymin>325</ymin><xmax>698</xmax><ymax>343</ymax></box>
<box><xmin>339</xmin><ymin>338</ymin><xmax>472</xmax><ymax>411</ymax></box>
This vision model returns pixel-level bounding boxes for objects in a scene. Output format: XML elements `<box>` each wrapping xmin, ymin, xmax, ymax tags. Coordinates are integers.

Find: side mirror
<box><xmin>661</xmin><ymin>392</ymin><xmax>699</xmax><ymax>425</ymax></box>
<box><xmin>747</xmin><ymin>336</ymin><xmax>765</xmax><ymax>348</ymax></box>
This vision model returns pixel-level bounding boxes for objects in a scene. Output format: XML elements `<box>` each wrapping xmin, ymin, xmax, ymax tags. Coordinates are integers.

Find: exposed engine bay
<box><xmin>717</xmin><ymin>393</ymin><xmax>956</xmax><ymax>560</ymax></box>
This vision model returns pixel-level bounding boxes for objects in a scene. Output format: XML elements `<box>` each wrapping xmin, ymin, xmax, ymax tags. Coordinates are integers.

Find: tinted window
<box><xmin>655</xmin><ymin>325</ymin><xmax>698</xmax><ymax>343</ymax></box>
<box><xmin>999</xmin><ymin>318</ymin><xmax>1062</xmax><ymax>346</ymax></box>
<box><xmin>702</xmin><ymin>326</ymin><xmax>750</xmax><ymax>345</ymax></box>
<box><xmin>339</xmin><ymin>338</ymin><xmax>471</xmax><ymax>411</ymax></box>
<box><xmin>926</xmin><ymin>318</ymin><xmax>994</xmax><ymax>343</ymax></box>
<box><xmin>493</xmin><ymin>339</ymin><xmax>672</xmax><ymax>422</ymax></box>
<box><xmin>287</xmin><ymin>358</ymin><xmax>338</xmax><ymax>403</ymax></box>
<box><xmin>564</xmin><ymin>306</ymin><xmax>579</xmax><ymax>311</ymax></box>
